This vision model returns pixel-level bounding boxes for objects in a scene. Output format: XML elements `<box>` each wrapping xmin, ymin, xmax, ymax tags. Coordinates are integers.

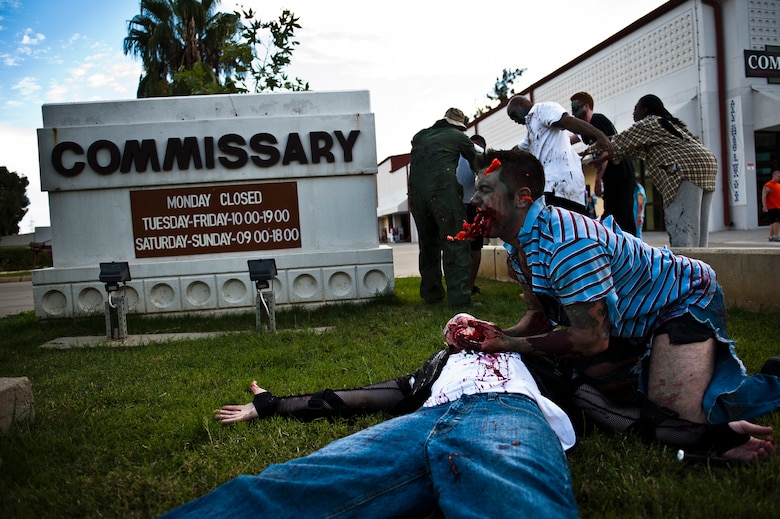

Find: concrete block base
<box><xmin>0</xmin><ymin>377</ymin><xmax>34</xmax><ymax>434</ymax></box>
<box><xmin>674</xmin><ymin>248</ymin><xmax>780</xmax><ymax>313</ymax></box>
<box><xmin>477</xmin><ymin>246</ymin><xmax>513</xmax><ymax>282</ymax></box>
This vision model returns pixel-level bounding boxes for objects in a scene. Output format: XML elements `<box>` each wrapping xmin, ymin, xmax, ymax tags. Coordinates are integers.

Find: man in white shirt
<box><xmin>507</xmin><ymin>95</ymin><xmax>612</xmax><ymax>213</ymax></box>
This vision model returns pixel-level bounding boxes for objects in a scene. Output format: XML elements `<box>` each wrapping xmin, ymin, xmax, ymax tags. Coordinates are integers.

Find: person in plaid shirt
<box><xmin>586</xmin><ymin>94</ymin><xmax>717</xmax><ymax>247</ymax></box>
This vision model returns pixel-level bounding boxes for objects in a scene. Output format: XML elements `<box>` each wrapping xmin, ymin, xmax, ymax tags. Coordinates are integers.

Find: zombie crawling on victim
<box><xmin>457</xmin><ymin>148</ymin><xmax>779</xmax><ymax>461</ymax></box>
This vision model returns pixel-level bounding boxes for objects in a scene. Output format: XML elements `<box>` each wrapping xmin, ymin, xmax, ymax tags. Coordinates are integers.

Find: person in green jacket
<box><xmin>409</xmin><ymin>108</ymin><xmax>479</xmax><ymax>306</ymax></box>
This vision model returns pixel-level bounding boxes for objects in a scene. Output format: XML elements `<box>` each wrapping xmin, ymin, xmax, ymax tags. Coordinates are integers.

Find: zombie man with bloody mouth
<box><xmin>465</xmin><ymin>148</ymin><xmax>778</xmax><ymax>462</ymax></box>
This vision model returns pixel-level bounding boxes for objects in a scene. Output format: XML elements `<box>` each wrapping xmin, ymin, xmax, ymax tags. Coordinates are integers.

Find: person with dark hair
<box><xmin>160</xmin><ymin>314</ymin><xmax>580</xmax><ymax>519</ymax></box>
<box><xmin>586</xmin><ymin>94</ymin><xmax>717</xmax><ymax>247</ymax></box>
<box><xmin>465</xmin><ymin>148</ymin><xmax>777</xmax><ymax>460</ymax></box>
<box><xmin>506</xmin><ymin>95</ymin><xmax>612</xmax><ymax>214</ymax></box>
<box><xmin>761</xmin><ymin>168</ymin><xmax>780</xmax><ymax>242</ymax></box>
<box><xmin>409</xmin><ymin>108</ymin><xmax>478</xmax><ymax>307</ymax></box>
<box><xmin>570</xmin><ymin>91</ymin><xmax>637</xmax><ymax>235</ymax></box>
<box><xmin>456</xmin><ymin>134</ymin><xmax>487</xmax><ymax>294</ymax></box>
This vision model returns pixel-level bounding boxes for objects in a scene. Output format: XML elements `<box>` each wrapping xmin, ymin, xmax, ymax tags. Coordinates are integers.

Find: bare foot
<box><xmin>721</xmin><ymin>421</ymin><xmax>776</xmax><ymax>461</ymax></box>
<box><xmin>250</xmin><ymin>380</ymin><xmax>266</xmax><ymax>395</ymax></box>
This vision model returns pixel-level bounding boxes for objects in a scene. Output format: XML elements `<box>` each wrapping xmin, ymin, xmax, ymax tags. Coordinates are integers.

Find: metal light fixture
<box><xmin>248</xmin><ymin>259</ymin><xmax>277</xmax><ymax>332</ymax></box>
<box><xmin>99</xmin><ymin>261</ymin><xmax>131</xmax><ymax>340</ymax></box>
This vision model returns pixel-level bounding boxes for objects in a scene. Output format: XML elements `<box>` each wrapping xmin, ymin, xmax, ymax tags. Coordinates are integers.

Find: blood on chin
<box><xmin>447</xmin><ymin>207</ymin><xmax>496</xmax><ymax>242</ymax></box>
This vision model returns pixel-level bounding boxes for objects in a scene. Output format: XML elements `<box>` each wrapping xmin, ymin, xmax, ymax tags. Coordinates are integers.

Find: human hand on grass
<box><xmin>214</xmin><ymin>381</ymin><xmax>265</xmax><ymax>424</ymax></box>
<box><xmin>721</xmin><ymin>421</ymin><xmax>776</xmax><ymax>461</ymax></box>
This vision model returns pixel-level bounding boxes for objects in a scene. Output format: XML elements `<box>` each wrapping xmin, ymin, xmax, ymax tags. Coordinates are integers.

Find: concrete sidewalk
<box><xmin>390</xmin><ymin>228</ymin><xmax>780</xmax><ymax>278</ymax></box>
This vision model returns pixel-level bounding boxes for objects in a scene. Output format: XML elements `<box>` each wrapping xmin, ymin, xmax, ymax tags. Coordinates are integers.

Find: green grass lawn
<box><xmin>1</xmin><ymin>277</ymin><xmax>778</xmax><ymax>518</ymax></box>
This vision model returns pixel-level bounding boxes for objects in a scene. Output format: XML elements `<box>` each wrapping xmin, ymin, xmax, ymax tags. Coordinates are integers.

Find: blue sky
<box><xmin>0</xmin><ymin>0</ymin><xmax>666</xmax><ymax>233</ymax></box>
<box><xmin>0</xmin><ymin>0</ymin><xmax>141</xmax><ymax>126</ymax></box>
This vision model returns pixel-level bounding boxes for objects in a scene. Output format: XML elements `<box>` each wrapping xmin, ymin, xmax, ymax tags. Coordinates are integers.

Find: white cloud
<box><xmin>69</xmin><ymin>65</ymin><xmax>88</xmax><ymax>79</ymax></box>
<box><xmin>1</xmin><ymin>52</ymin><xmax>19</xmax><ymax>66</ymax></box>
<box><xmin>20</xmin><ymin>28</ymin><xmax>45</xmax><ymax>45</ymax></box>
<box><xmin>46</xmin><ymin>82</ymin><xmax>69</xmax><ymax>103</ymax></box>
<box><xmin>84</xmin><ymin>51</ymin><xmax>108</xmax><ymax>62</ymax></box>
<box><xmin>32</xmin><ymin>51</ymin><xmax>140</xmax><ymax>105</ymax></box>
<box><xmin>86</xmin><ymin>72</ymin><xmax>110</xmax><ymax>88</ymax></box>
<box><xmin>12</xmin><ymin>76</ymin><xmax>41</xmax><ymax>93</ymax></box>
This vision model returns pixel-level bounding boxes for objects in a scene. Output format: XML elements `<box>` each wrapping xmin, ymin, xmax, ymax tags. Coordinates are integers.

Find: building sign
<box><xmin>727</xmin><ymin>96</ymin><xmax>747</xmax><ymax>207</ymax></box>
<box><xmin>37</xmin><ymin>113</ymin><xmax>371</xmax><ymax>192</ymax></box>
<box><xmin>130</xmin><ymin>181</ymin><xmax>301</xmax><ymax>258</ymax></box>
<box><xmin>744</xmin><ymin>47</ymin><xmax>780</xmax><ymax>83</ymax></box>
<box><xmin>32</xmin><ymin>92</ymin><xmax>388</xmax><ymax>320</ymax></box>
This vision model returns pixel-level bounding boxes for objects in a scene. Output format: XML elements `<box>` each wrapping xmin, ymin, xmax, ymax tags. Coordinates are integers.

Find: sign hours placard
<box><xmin>130</xmin><ymin>182</ymin><xmax>301</xmax><ymax>258</ymax></box>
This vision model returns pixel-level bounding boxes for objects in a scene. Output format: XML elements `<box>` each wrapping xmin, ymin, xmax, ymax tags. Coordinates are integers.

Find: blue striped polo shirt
<box><xmin>504</xmin><ymin>197</ymin><xmax>718</xmax><ymax>339</ymax></box>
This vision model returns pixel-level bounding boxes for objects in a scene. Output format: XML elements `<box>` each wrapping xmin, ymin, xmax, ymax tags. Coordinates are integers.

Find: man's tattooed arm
<box><xmin>503</xmin><ymin>278</ymin><xmax>554</xmax><ymax>337</ymax></box>
<box><xmin>482</xmin><ymin>299</ymin><xmax>611</xmax><ymax>357</ymax></box>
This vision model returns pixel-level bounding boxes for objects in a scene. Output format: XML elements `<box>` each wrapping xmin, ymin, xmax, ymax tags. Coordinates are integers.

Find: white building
<box><xmin>376</xmin><ymin>153</ymin><xmax>411</xmax><ymax>243</ymax></box>
<box><xmin>378</xmin><ymin>0</ymin><xmax>780</xmax><ymax>238</ymax></box>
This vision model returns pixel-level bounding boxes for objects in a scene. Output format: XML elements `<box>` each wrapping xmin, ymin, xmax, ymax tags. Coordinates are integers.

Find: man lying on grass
<box><xmin>161</xmin><ymin>314</ymin><xmax>580</xmax><ymax>518</ymax></box>
<box><xmin>215</xmin><ymin>313</ymin><xmax>775</xmax><ymax>462</ymax></box>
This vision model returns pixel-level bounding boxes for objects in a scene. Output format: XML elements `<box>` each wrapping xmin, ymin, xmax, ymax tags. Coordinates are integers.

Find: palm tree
<box><xmin>123</xmin><ymin>0</ymin><xmax>243</xmax><ymax>97</ymax></box>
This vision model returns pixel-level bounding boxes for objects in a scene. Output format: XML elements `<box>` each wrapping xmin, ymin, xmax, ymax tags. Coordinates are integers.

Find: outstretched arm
<box><xmin>215</xmin><ymin>377</ymin><xmax>412</xmax><ymax>425</ymax></box>
<box><xmin>555</xmin><ymin>113</ymin><xmax>613</xmax><ymax>158</ymax></box>
<box><xmin>214</xmin><ymin>381</ymin><xmax>264</xmax><ymax>424</ymax></box>
<box><xmin>572</xmin><ymin>383</ymin><xmax>776</xmax><ymax>461</ymax></box>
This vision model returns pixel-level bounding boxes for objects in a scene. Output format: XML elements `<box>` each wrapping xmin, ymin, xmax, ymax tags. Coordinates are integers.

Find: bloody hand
<box><xmin>444</xmin><ymin>313</ymin><xmax>503</xmax><ymax>351</ymax></box>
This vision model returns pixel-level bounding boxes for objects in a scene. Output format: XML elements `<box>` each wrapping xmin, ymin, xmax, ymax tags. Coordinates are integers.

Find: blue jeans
<box><xmin>641</xmin><ymin>286</ymin><xmax>780</xmax><ymax>423</ymax></box>
<box><xmin>160</xmin><ymin>393</ymin><xmax>578</xmax><ymax>519</ymax></box>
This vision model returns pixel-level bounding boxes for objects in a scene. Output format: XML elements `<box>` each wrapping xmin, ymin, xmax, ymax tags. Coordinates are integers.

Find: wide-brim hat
<box><xmin>444</xmin><ymin>107</ymin><xmax>467</xmax><ymax>130</ymax></box>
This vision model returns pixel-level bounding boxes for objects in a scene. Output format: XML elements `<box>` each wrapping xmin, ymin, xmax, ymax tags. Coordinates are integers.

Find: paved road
<box><xmin>0</xmin><ymin>280</ymin><xmax>34</xmax><ymax>318</ymax></box>
<box><xmin>1</xmin><ymin>228</ymin><xmax>776</xmax><ymax>317</ymax></box>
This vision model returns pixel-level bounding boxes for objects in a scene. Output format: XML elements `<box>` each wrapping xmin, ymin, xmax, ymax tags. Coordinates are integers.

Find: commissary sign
<box><xmin>744</xmin><ymin>48</ymin><xmax>780</xmax><ymax>79</ymax></box>
<box><xmin>31</xmin><ymin>91</ymin><xmax>389</xmax><ymax>319</ymax></box>
<box><xmin>130</xmin><ymin>182</ymin><xmax>301</xmax><ymax>258</ymax></box>
<box><xmin>38</xmin><ymin>113</ymin><xmax>373</xmax><ymax>192</ymax></box>
<box><xmin>49</xmin><ymin>130</ymin><xmax>360</xmax><ymax>177</ymax></box>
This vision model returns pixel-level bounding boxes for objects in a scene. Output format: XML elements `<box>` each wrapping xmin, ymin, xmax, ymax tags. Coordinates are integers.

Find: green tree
<box><xmin>0</xmin><ymin>166</ymin><xmax>30</xmax><ymax>237</ymax></box>
<box><xmin>238</xmin><ymin>7</ymin><xmax>308</xmax><ymax>92</ymax></box>
<box><xmin>123</xmin><ymin>0</ymin><xmax>307</xmax><ymax>97</ymax></box>
<box><xmin>475</xmin><ymin>67</ymin><xmax>526</xmax><ymax>117</ymax></box>
<box><xmin>124</xmin><ymin>0</ymin><xmax>244</xmax><ymax>96</ymax></box>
